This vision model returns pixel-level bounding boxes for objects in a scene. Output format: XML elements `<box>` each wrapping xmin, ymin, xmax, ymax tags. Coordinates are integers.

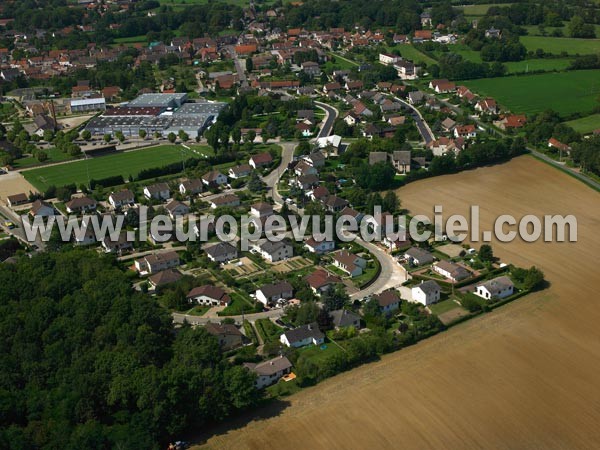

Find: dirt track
<box><xmin>194</xmin><ymin>155</ymin><xmax>600</xmax><ymax>450</ymax></box>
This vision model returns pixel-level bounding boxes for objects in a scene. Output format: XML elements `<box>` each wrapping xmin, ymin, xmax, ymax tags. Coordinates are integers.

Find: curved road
<box><xmin>314</xmin><ymin>101</ymin><xmax>338</xmax><ymax>139</ymax></box>
<box><xmin>394</xmin><ymin>96</ymin><xmax>435</xmax><ymax>144</ymax></box>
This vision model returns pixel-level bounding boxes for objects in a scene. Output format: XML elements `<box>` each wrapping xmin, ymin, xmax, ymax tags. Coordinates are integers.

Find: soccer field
<box><xmin>23</xmin><ymin>145</ymin><xmax>210</xmax><ymax>192</ymax></box>
<box><xmin>463</xmin><ymin>70</ymin><xmax>600</xmax><ymax>116</ymax></box>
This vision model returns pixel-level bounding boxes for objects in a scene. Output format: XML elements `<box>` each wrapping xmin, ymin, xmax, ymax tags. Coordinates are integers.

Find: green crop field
<box><xmin>520</xmin><ymin>36</ymin><xmax>600</xmax><ymax>55</ymax></box>
<box><xmin>463</xmin><ymin>70</ymin><xmax>600</xmax><ymax>116</ymax></box>
<box><xmin>23</xmin><ymin>145</ymin><xmax>210</xmax><ymax>192</ymax></box>
<box><xmin>504</xmin><ymin>57</ymin><xmax>573</xmax><ymax>73</ymax></box>
<box><xmin>564</xmin><ymin>114</ymin><xmax>600</xmax><ymax>134</ymax></box>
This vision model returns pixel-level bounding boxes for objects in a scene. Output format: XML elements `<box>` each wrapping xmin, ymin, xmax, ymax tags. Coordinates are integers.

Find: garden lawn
<box><xmin>519</xmin><ymin>36</ymin><xmax>600</xmax><ymax>55</ymax></box>
<box><xmin>463</xmin><ymin>70</ymin><xmax>600</xmax><ymax>116</ymax></box>
<box><xmin>23</xmin><ymin>145</ymin><xmax>205</xmax><ymax>192</ymax></box>
<box><xmin>564</xmin><ymin>114</ymin><xmax>600</xmax><ymax>134</ymax></box>
<box><xmin>388</xmin><ymin>44</ymin><xmax>437</xmax><ymax>66</ymax></box>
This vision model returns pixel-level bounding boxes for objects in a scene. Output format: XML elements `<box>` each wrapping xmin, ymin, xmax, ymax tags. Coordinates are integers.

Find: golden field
<box><xmin>194</xmin><ymin>155</ymin><xmax>600</xmax><ymax>450</ymax></box>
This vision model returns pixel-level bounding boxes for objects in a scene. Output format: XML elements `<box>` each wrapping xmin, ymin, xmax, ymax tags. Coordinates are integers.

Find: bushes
<box><xmin>89</xmin><ymin>175</ymin><xmax>125</xmax><ymax>190</ymax></box>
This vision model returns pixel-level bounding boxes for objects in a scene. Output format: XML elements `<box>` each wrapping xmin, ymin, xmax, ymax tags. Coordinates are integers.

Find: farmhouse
<box><xmin>204</xmin><ymin>323</ymin><xmax>243</xmax><ymax>350</ymax></box>
<box><xmin>256</xmin><ymin>281</ymin><xmax>294</xmax><ymax>306</ymax></box>
<box><xmin>475</xmin><ymin>276</ymin><xmax>514</xmax><ymax>300</ymax></box>
<box><xmin>412</xmin><ymin>280</ymin><xmax>441</xmax><ymax>306</ymax></box>
<box><xmin>244</xmin><ymin>355</ymin><xmax>293</xmax><ymax>389</ymax></box>
<box><xmin>433</xmin><ymin>260</ymin><xmax>471</xmax><ymax>282</ymax></box>
<box><xmin>205</xmin><ymin>242</ymin><xmax>238</xmax><ymax>263</ymax></box>
<box><xmin>280</xmin><ymin>322</ymin><xmax>325</xmax><ymax>348</ymax></box>
<box><xmin>187</xmin><ymin>285</ymin><xmax>231</xmax><ymax>306</ymax></box>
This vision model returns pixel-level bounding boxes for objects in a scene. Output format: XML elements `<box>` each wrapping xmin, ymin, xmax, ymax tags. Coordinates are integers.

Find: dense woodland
<box><xmin>0</xmin><ymin>251</ymin><xmax>259</xmax><ymax>450</ymax></box>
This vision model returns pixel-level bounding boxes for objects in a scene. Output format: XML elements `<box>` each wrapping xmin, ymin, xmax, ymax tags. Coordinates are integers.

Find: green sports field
<box><xmin>463</xmin><ymin>70</ymin><xmax>600</xmax><ymax>116</ymax></box>
<box><xmin>520</xmin><ymin>36</ymin><xmax>600</xmax><ymax>55</ymax></box>
<box><xmin>564</xmin><ymin>114</ymin><xmax>600</xmax><ymax>134</ymax></box>
<box><xmin>23</xmin><ymin>145</ymin><xmax>211</xmax><ymax>192</ymax></box>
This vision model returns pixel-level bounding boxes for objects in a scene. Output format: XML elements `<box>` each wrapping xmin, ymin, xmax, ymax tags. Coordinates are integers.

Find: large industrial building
<box><xmin>85</xmin><ymin>93</ymin><xmax>226</xmax><ymax>139</ymax></box>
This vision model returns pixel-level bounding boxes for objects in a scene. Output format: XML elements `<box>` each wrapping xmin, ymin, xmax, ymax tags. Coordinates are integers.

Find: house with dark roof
<box><xmin>65</xmin><ymin>196</ymin><xmax>97</xmax><ymax>214</ymax></box>
<box><xmin>143</xmin><ymin>182</ymin><xmax>170</xmax><ymax>201</ymax></box>
<box><xmin>374</xmin><ymin>289</ymin><xmax>401</xmax><ymax>313</ymax></box>
<box><xmin>179</xmin><ymin>178</ymin><xmax>203</xmax><ymax>196</ymax></box>
<box><xmin>228</xmin><ymin>164</ymin><xmax>253</xmax><ymax>179</ymax></box>
<box><xmin>165</xmin><ymin>200</ymin><xmax>189</xmax><ymax>219</ymax></box>
<box><xmin>324</xmin><ymin>195</ymin><xmax>349</xmax><ymax>213</ymax></box>
<box><xmin>412</xmin><ymin>280</ymin><xmax>441</xmax><ymax>305</ymax></box>
<box><xmin>135</xmin><ymin>251</ymin><xmax>180</xmax><ymax>274</ymax></box>
<box><xmin>202</xmin><ymin>170</ymin><xmax>228</xmax><ymax>186</ymax></box>
<box><xmin>29</xmin><ymin>200</ymin><xmax>54</xmax><ymax>217</ymax></box>
<box><xmin>187</xmin><ymin>285</ymin><xmax>231</xmax><ymax>306</ymax></box>
<box><xmin>475</xmin><ymin>276</ymin><xmax>514</xmax><ymax>300</ymax></box>
<box><xmin>109</xmin><ymin>189</ymin><xmax>135</xmax><ymax>209</ymax></box>
<box><xmin>249</xmin><ymin>152</ymin><xmax>273</xmax><ymax>169</ymax></box>
<box><xmin>433</xmin><ymin>260</ymin><xmax>471</xmax><ymax>282</ymax></box>
<box><xmin>304</xmin><ymin>234</ymin><xmax>335</xmax><ymax>254</ymax></box>
<box><xmin>209</xmin><ymin>193</ymin><xmax>240</xmax><ymax>209</ymax></box>
<box><xmin>6</xmin><ymin>193</ymin><xmax>28</xmax><ymax>208</ymax></box>
<box><xmin>244</xmin><ymin>355</ymin><xmax>293</xmax><ymax>389</ymax></box>
<box><xmin>404</xmin><ymin>247</ymin><xmax>434</xmax><ymax>266</ymax></box>
<box><xmin>204</xmin><ymin>322</ymin><xmax>243</xmax><ymax>350</ymax></box>
<box><xmin>205</xmin><ymin>241</ymin><xmax>238</xmax><ymax>263</ymax></box>
<box><xmin>392</xmin><ymin>151</ymin><xmax>411</xmax><ymax>174</ymax></box>
<box><xmin>148</xmin><ymin>268</ymin><xmax>182</xmax><ymax>289</ymax></box>
<box><xmin>280</xmin><ymin>322</ymin><xmax>325</xmax><ymax>347</ymax></box>
<box><xmin>332</xmin><ymin>250</ymin><xmax>367</xmax><ymax>277</ymax></box>
<box><xmin>330</xmin><ymin>309</ymin><xmax>361</xmax><ymax>330</ymax></box>
<box><xmin>256</xmin><ymin>281</ymin><xmax>294</xmax><ymax>306</ymax></box>
<box><xmin>253</xmin><ymin>239</ymin><xmax>293</xmax><ymax>262</ymax></box>
<box><xmin>102</xmin><ymin>232</ymin><xmax>133</xmax><ymax>254</ymax></box>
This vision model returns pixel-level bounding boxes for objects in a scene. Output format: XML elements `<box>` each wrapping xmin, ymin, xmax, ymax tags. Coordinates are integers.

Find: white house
<box><xmin>65</xmin><ymin>196</ymin><xmax>97</xmax><ymax>214</ymax></box>
<box><xmin>109</xmin><ymin>190</ymin><xmax>135</xmax><ymax>209</ymax></box>
<box><xmin>255</xmin><ymin>281</ymin><xmax>294</xmax><ymax>306</ymax></box>
<box><xmin>379</xmin><ymin>53</ymin><xmax>401</xmax><ymax>65</ymax></box>
<box><xmin>404</xmin><ymin>247</ymin><xmax>434</xmax><ymax>266</ymax></box>
<box><xmin>205</xmin><ymin>241</ymin><xmax>238</xmax><ymax>263</ymax></box>
<box><xmin>412</xmin><ymin>280</ymin><xmax>441</xmax><ymax>306</ymax></box>
<box><xmin>433</xmin><ymin>260</ymin><xmax>471</xmax><ymax>282</ymax></box>
<box><xmin>144</xmin><ymin>183</ymin><xmax>170</xmax><ymax>201</ymax></box>
<box><xmin>332</xmin><ymin>250</ymin><xmax>367</xmax><ymax>277</ymax></box>
<box><xmin>135</xmin><ymin>251</ymin><xmax>180</xmax><ymax>274</ymax></box>
<box><xmin>250</xmin><ymin>202</ymin><xmax>273</xmax><ymax>218</ymax></box>
<box><xmin>187</xmin><ymin>285</ymin><xmax>231</xmax><ymax>306</ymax></box>
<box><xmin>179</xmin><ymin>178</ymin><xmax>203</xmax><ymax>196</ymax></box>
<box><xmin>209</xmin><ymin>194</ymin><xmax>240</xmax><ymax>209</ymax></box>
<box><xmin>253</xmin><ymin>239</ymin><xmax>293</xmax><ymax>263</ymax></box>
<box><xmin>202</xmin><ymin>170</ymin><xmax>228</xmax><ymax>186</ymax></box>
<box><xmin>374</xmin><ymin>289</ymin><xmax>401</xmax><ymax>313</ymax></box>
<box><xmin>244</xmin><ymin>356</ymin><xmax>293</xmax><ymax>389</ymax></box>
<box><xmin>280</xmin><ymin>322</ymin><xmax>325</xmax><ymax>348</ymax></box>
<box><xmin>475</xmin><ymin>276</ymin><xmax>514</xmax><ymax>300</ymax></box>
<box><xmin>304</xmin><ymin>234</ymin><xmax>335</xmax><ymax>254</ymax></box>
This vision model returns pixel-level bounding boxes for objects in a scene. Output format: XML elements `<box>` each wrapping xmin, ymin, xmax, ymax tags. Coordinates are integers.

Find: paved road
<box><xmin>0</xmin><ymin>204</ymin><xmax>45</xmax><ymax>249</ymax></box>
<box><xmin>314</xmin><ymin>101</ymin><xmax>339</xmax><ymax>138</ymax></box>
<box><xmin>394</xmin><ymin>96</ymin><xmax>435</xmax><ymax>144</ymax></box>
<box><xmin>172</xmin><ymin>307</ymin><xmax>284</xmax><ymax>326</ymax></box>
<box><xmin>262</xmin><ymin>141</ymin><xmax>296</xmax><ymax>205</ymax></box>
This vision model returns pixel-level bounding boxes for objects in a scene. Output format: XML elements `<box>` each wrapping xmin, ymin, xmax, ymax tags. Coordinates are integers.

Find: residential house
<box><xmin>6</xmin><ymin>193</ymin><xmax>29</xmax><ymax>208</ymax></box>
<box><xmin>187</xmin><ymin>285</ymin><xmax>232</xmax><ymax>306</ymax></box>
<box><xmin>101</xmin><ymin>232</ymin><xmax>133</xmax><ymax>254</ymax></box>
<box><xmin>339</xmin><ymin>206</ymin><xmax>364</xmax><ymax>224</ymax></box>
<box><xmin>253</xmin><ymin>239</ymin><xmax>293</xmax><ymax>262</ymax></box>
<box><xmin>179</xmin><ymin>178</ymin><xmax>203</xmax><ymax>196</ymax></box>
<box><xmin>330</xmin><ymin>309</ymin><xmax>361</xmax><ymax>330</ymax></box>
<box><xmin>374</xmin><ymin>289</ymin><xmax>401</xmax><ymax>313</ymax></box>
<box><xmin>379</xmin><ymin>53</ymin><xmax>400</xmax><ymax>65</ymax></box>
<box><xmin>412</xmin><ymin>280</ymin><xmax>441</xmax><ymax>305</ymax></box>
<box><xmin>414</xmin><ymin>30</ymin><xmax>433</xmax><ymax>41</ymax></box>
<box><xmin>392</xmin><ymin>150</ymin><xmax>411</xmax><ymax>174</ymax></box>
<box><xmin>441</xmin><ymin>117</ymin><xmax>456</xmax><ymax>133</ymax></box>
<box><xmin>305</xmin><ymin>269</ymin><xmax>342</xmax><ymax>295</ymax></box>
<box><xmin>249</xmin><ymin>152</ymin><xmax>273</xmax><ymax>169</ymax></box>
<box><xmin>293</xmin><ymin>160</ymin><xmax>318</xmax><ymax>177</ymax></box>
<box><xmin>433</xmin><ymin>260</ymin><xmax>471</xmax><ymax>282</ymax></box>
<box><xmin>202</xmin><ymin>170</ymin><xmax>228</xmax><ymax>186</ymax></box>
<box><xmin>135</xmin><ymin>251</ymin><xmax>180</xmax><ymax>274</ymax></box>
<box><xmin>404</xmin><ymin>247</ymin><xmax>434</xmax><ymax>266</ymax></box>
<box><xmin>494</xmin><ymin>114</ymin><xmax>527</xmax><ymax>130</ymax></box>
<box><xmin>408</xmin><ymin>90</ymin><xmax>424</xmax><ymax>105</ymax></box>
<box><xmin>205</xmin><ymin>241</ymin><xmax>238</xmax><ymax>263</ymax></box>
<box><xmin>303</xmin><ymin>151</ymin><xmax>326</xmax><ymax>168</ymax></box>
<box><xmin>256</xmin><ymin>281</ymin><xmax>294</xmax><ymax>306</ymax></box>
<box><xmin>244</xmin><ymin>356</ymin><xmax>293</xmax><ymax>389</ymax></box>
<box><xmin>165</xmin><ymin>200</ymin><xmax>189</xmax><ymax>219</ymax></box>
<box><xmin>305</xmin><ymin>234</ymin><xmax>335</xmax><ymax>254</ymax></box>
<box><xmin>475</xmin><ymin>98</ymin><xmax>497</xmax><ymax>115</ymax></box>
<box><xmin>148</xmin><ymin>269</ymin><xmax>182</xmax><ymax>289</ymax></box>
<box><xmin>228</xmin><ymin>164</ymin><xmax>253</xmax><ymax>179</ymax></box>
<box><xmin>309</xmin><ymin>186</ymin><xmax>330</xmax><ymax>202</ymax></box>
<box><xmin>250</xmin><ymin>202</ymin><xmax>273</xmax><ymax>218</ymax></box>
<box><xmin>475</xmin><ymin>276</ymin><xmax>514</xmax><ymax>300</ymax></box>
<box><xmin>429</xmin><ymin>79</ymin><xmax>456</xmax><ymax>93</ymax></box>
<box><xmin>332</xmin><ymin>250</ymin><xmax>367</xmax><ymax>277</ymax></box>
<box><xmin>324</xmin><ymin>195</ymin><xmax>349</xmax><ymax>213</ymax></box>
<box><xmin>29</xmin><ymin>200</ymin><xmax>54</xmax><ymax>217</ymax></box>
<box><xmin>293</xmin><ymin>174</ymin><xmax>320</xmax><ymax>190</ymax></box>
<box><xmin>204</xmin><ymin>322</ymin><xmax>243</xmax><ymax>350</ymax></box>
<box><xmin>63</xmin><ymin>196</ymin><xmax>97</xmax><ymax>214</ymax></box>
<box><xmin>454</xmin><ymin>124</ymin><xmax>477</xmax><ymax>139</ymax></box>
<box><xmin>280</xmin><ymin>322</ymin><xmax>325</xmax><ymax>347</ymax></box>
<box><xmin>209</xmin><ymin>194</ymin><xmax>240</xmax><ymax>209</ymax></box>
<box><xmin>420</xmin><ymin>12</ymin><xmax>432</xmax><ymax>27</ymax></box>
<box><xmin>548</xmin><ymin>138</ymin><xmax>571</xmax><ymax>155</ymax></box>
<box><xmin>144</xmin><ymin>183</ymin><xmax>170</xmax><ymax>201</ymax></box>
<box><xmin>109</xmin><ymin>189</ymin><xmax>135</xmax><ymax>208</ymax></box>
<box><xmin>301</xmin><ymin>61</ymin><xmax>321</xmax><ymax>77</ymax></box>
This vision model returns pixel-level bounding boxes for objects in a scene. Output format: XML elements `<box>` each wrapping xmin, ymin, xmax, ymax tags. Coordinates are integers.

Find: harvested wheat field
<box><xmin>0</xmin><ymin>171</ymin><xmax>37</xmax><ymax>203</ymax></box>
<box><xmin>194</xmin><ymin>155</ymin><xmax>600</xmax><ymax>450</ymax></box>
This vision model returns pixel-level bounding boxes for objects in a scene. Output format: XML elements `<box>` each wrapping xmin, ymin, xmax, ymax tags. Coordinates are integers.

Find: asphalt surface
<box><xmin>395</xmin><ymin>96</ymin><xmax>435</xmax><ymax>144</ymax></box>
<box><xmin>314</xmin><ymin>101</ymin><xmax>338</xmax><ymax>138</ymax></box>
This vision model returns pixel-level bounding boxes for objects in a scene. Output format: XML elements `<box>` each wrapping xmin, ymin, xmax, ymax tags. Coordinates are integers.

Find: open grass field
<box><xmin>463</xmin><ymin>70</ymin><xmax>600</xmax><ymax>115</ymax></box>
<box><xmin>13</xmin><ymin>147</ymin><xmax>77</xmax><ymax>169</ymax></box>
<box><xmin>193</xmin><ymin>155</ymin><xmax>600</xmax><ymax>450</ymax></box>
<box><xmin>458</xmin><ymin>3</ymin><xmax>511</xmax><ymax>16</ymax></box>
<box><xmin>503</xmin><ymin>57</ymin><xmax>573</xmax><ymax>73</ymax></box>
<box><xmin>522</xmin><ymin>23</ymin><xmax>600</xmax><ymax>38</ymax></box>
<box><xmin>23</xmin><ymin>144</ymin><xmax>207</xmax><ymax>192</ymax></box>
<box><xmin>564</xmin><ymin>113</ymin><xmax>600</xmax><ymax>134</ymax></box>
<box><xmin>520</xmin><ymin>36</ymin><xmax>600</xmax><ymax>55</ymax></box>
<box><xmin>114</xmin><ymin>35</ymin><xmax>147</xmax><ymax>45</ymax></box>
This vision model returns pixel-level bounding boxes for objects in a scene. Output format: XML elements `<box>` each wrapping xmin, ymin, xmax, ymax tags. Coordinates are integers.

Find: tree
<box><xmin>245</xmin><ymin>57</ymin><xmax>253</xmax><ymax>72</ymax></box>
<box><xmin>322</xmin><ymin>284</ymin><xmax>350</xmax><ymax>312</ymax></box>
<box><xmin>103</xmin><ymin>133</ymin><xmax>111</xmax><ymax>143</ymax></box>
<box><xmin>296</xmin><ymin>140</ymin><xmax>311</xmax><ymax>155</ymax></box>
<box><xmin>139</xmin><ymin>129</ymin><xmax>147</xmax><ymax>139</ymax></box>
<box><xmin>362</xmin><ymin>298</ymin><xmax>381</xmax><ymax>317</ymax></box>
<box><xmin>247</xmin><ymin>171</ymin><xmax>265</xmax><ymax>193</ymax></box>
<box><xmin>382</xmin><ymin>191</ymin><xmax>399</xmax><ymax>213</ymax></box>
<box><xmin>178</xmin><ymin>129</ymin><xmax>189</xmax><ymax>141</ymax></box>
<box><xmin>231</xmin><ymin>127</ymin><xmax>241</xmax><ymax>144</ymax></box>
<box><xmin>43</xmin><ymin>129</ymin><xmax>54</xmax><ymax>142</ymax></box>
<box><xmin>115</xmin><ymin>131</ymin><xmax>125</xmax><ymax>143</ymax></box>
<box><xmin>478</xmin><ymin>244</ymin><xmax>494</xmax><ymax>262</ymax></box>
<box><xmin>168</xmin><ymin>132</ymin><xmax>177</xmax><ymax>143</ymax></box>
<box><xmin>245</xmin><ymin>129</ymin><xmax>256</xmax><ymax>143</ymax></box>
<box><xmin>81</xmin><ymin>129</ymin><xmax>91</xmax><ymax>141</ymax></box>
<box><xmin>36</xmin><ymin>150</ymin><xmax>48</xmax><ymax>162</ymax></box>
<box><xmin>568</xmin><ymin>16</ymin><xmax>596</xmax><ymax>38</ymax></box>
